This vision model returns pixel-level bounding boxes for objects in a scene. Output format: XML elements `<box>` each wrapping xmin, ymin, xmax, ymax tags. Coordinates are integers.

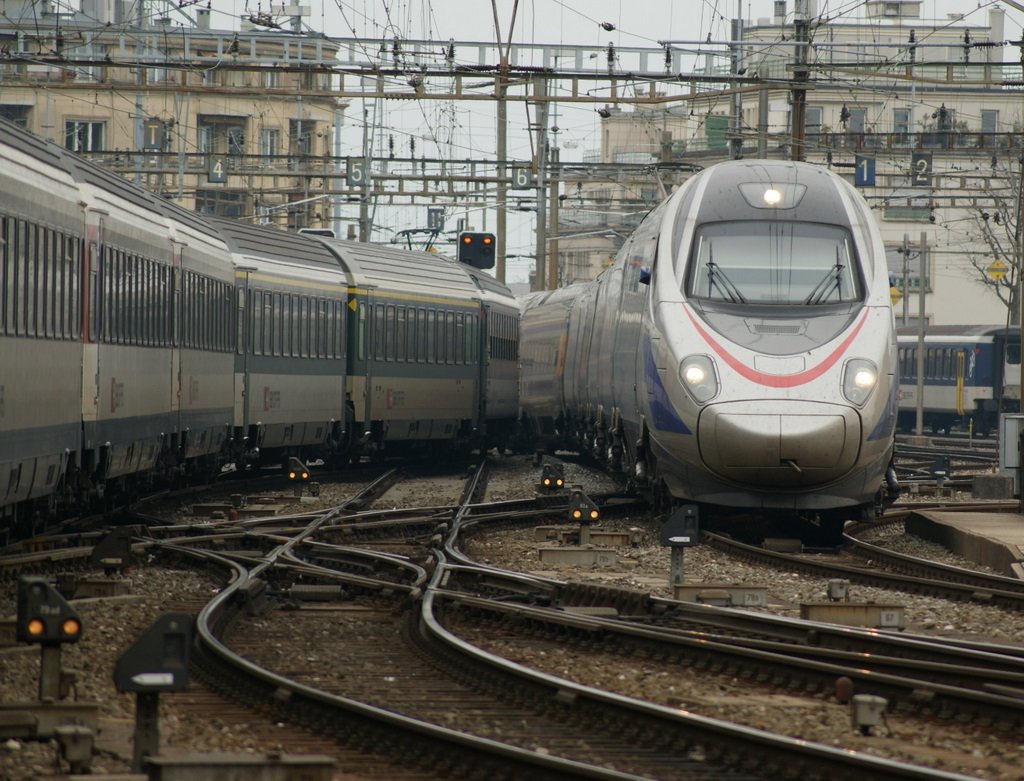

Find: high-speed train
<box><xmin>0</xmin><ymin>117</ymin><xmax>518</xmax><ymax>542</ymax></box>
<box><xmin>520</xmin><ymin>160</ymin><xmax>899</xmax><ymax>541</ymax></box>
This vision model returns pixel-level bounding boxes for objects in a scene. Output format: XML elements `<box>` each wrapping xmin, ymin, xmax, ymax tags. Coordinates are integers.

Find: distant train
<box><xmin>0</xmin><ymin>117</ymin><xmax>518</xmax><ymax>541</ymax></box>
<box><xmin>896</xmin><ymin>325</ymin><xmax>1020</xmax><ymax>436</ymax></box>
<box><xmin>520</xmin><ymin>159</ymin><xmax>899</xmax><ymax>542</ymax></box>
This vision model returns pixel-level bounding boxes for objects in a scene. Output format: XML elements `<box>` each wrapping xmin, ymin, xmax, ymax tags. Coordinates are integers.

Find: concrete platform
<box><xmin>904</xmin><ymin>510</ymin><xmax>1024</xmax><ymax>579</ymax></box>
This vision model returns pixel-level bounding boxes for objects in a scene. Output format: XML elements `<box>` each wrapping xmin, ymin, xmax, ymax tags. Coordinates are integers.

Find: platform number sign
<box><xmin>347</xmin><ymin>157</ymin><xmax>369</xmax><ymax>187</ymax></box>
<box><xmin>208</xmin><ymin>156</ymin><xmax>227</xmax><ymax>183</ymax></box>
<box><xmin>854</xmin><ymin>155</ymin><xmax>875</xmax><ymax>187</ymax></box>
<box><xmin>143</xmin><ymin>119</ymin><xmax>165</xmax><ymax>152</ymax></box>
<box><xmin>911</xmin><ymin>152</ymin><xmax>932</xmax><ymax>187</ymax></box>
<box><xmin>511</xmin><ymin>166</ymin><xmax>534</xmax><ymax>189</ymax></box>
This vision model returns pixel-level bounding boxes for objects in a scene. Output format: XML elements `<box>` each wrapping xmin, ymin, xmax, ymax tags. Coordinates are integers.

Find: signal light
<box><xmin>16</xmin><ymin>576</ymin><xmax>82</xmax><ymax>645</ymax></box>
<box><xmin>569</xmin><ymin>489</ymin><xmax>600</xmax><ymax>524</ymax></box>
<box><xmin>457</xmin><ymin>231</ymin><xmax>496</xmax><ymax>269</ymax></box>
<box><xmin>539</xmin><ymin>463</ymin><xmax>566</xmax><ymax>494</ymax></box>
<box><xmin>286</xmin><ymin>457</ymin><xmax>310</xmax><ymax>481</ymax></box>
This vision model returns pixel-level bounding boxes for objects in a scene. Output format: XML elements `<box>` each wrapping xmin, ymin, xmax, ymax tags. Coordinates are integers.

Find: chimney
<box><xmin>773</xmin><ymin>1</ymin><xmax>786</xmax><ymax>25</ymax></box>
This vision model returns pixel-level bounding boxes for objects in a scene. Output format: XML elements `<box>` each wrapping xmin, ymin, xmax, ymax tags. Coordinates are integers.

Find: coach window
<box><xmin>267</xmin><ymin>291</ymin><xmax>278</xmax><ymax>355</ymax></box>
<box><xmin>453</xmin><ymin>313</ymin><xmax>463</xmax><ymax>364</ymax></box>
<box><xmin>22</xmin><ymin>222</ymin><xmax>33</xmax><ymax>336</ymax></box>
<box><xmin>426</xmin><ymin>309</ymin><xmax>436</xmax><ymax>363</ymax></box>
<box><xmin>279</xmin><ymin>293</ymin><xmax>289</xmax><ymax>356</ymax></box>
<box><xmin>384</xmin><ymin>304</ymin><xmax>396</xmax><ymax>360</ymax></box>
<box><xmin>444</xmin><ymin>311</ymin><xmax>454</xmax><ymax>364</ymax></box>
<box><xmin>51</xmin><ymin>232</ymin><xmax>62</xmax><ymax>338</ymax></box>
<box><xmin>395</xmin><ymin>306</ymin><xmax>407</xmax><ymax>361</ymax></box>
<box><xmin>370</xmin><ymin>303</ymin><xmax>382</xmax><ymax>360</ymax></box>
<box><xmin>70</xmin><ymin>238</ymin><xmax>81</xmax><ymax>339</ymax></box>
<box><xmin>11</xmin><ymin>220</ymin><xmax>23</xmax><ymax>335</ymax></box>
<box><xmin>417</xmin><ymin>308</ymin><xmax>427</xmax><ymax>362</ymax></box>
<box><xmin>0</xmin><ymin>218</ymin><xmax>8</xmax><ymax>334</ymax></box>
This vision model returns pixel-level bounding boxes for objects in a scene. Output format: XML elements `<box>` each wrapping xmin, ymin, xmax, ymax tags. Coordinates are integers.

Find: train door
<box><xmin>234</xmin><ymin>269</ymin><xmax>253</xmax><ymax>444</ymax></box>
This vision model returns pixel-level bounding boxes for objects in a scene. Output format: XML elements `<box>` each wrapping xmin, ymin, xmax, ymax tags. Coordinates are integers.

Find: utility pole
<box><xmin>491</xmin><ymin>0</ymin><xmax>518</xmax><ymax>284</ymax></box>
<box><xmin>790</xmin><ymin>0</ymin><xmax>810</xmax><ymax>161</ymax></box>
<box><xmin>533</xmin><ymin>76</ymin><xmax>549</xmax><ymax>291</ymax></box>
<box><xmin>730</xmin><ymin>1</ymin><xmax>744</xmax><ymax>160</ymax></box>
<box><xmin>756</xmin><ymin>72</ymin><xmax>769</xmax><ymax>158</ymax></box>
<box><xmin>902</xmin><ymin>232</ymin><xmax>910</xmax><ymax>326</ymax></box>
<box><xmin>548</xmin><ymin>149</ymin><xmax>560</xmax><ymax>290</ymax></box>
<box><xmin>915</xmin><ymin>231</ymin><xmax>927</xmax><ymax>436</ymax></box>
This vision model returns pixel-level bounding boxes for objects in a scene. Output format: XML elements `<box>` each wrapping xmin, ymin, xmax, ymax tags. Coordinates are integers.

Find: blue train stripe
<box><xmin>643</xmin><ymin>336</ymin><xmax>691</xmax><ymax>435</ymax></box>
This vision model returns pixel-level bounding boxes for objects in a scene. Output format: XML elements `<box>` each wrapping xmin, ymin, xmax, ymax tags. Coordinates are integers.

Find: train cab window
<box><xmin>1007</xmin><ymin>343</ymin><xmax>1021</xmax><ymax>365</ymax></box>
<box><xmin>685</xmin><ymin>222</ymin><xmax>862</xmax><ymax>305</ymax></box>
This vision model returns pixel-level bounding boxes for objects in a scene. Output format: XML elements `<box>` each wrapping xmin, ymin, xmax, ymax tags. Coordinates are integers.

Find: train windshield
<box><xmin>685</xmin><ymin>222</ymin><xmax>862</xmax><ymax>305</ymax></box>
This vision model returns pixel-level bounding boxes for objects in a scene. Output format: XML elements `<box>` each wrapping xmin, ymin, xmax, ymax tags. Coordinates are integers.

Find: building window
<box><xmin>289</xmin><ymin>119</ymin><xmax>314</xmax><ymax>157</ymax></box>
<box><xmin>0</xmin><ymin>105</ymin><xmax>30</xmax><ymax>127</ymax></box>
<box><xmin>259</xmin><ymin>128</ymin><xmax>280</xmax><ymax>157</ymax></box>
<box><xmin>197</xmin><ymin>116</ymin><xmax>247</xmax><ymax>156</ymax></box>
<box><xmin>65</xmin><ymin>120</ymin><xmax>105</xmax><ymax>152</ymax></box>
<box><xmin>196</xmin><ymin>190</ymin><xmax>246</xmax><ymax>219</ymax></box>
<box><xmin>847</xmin><ymin>108</ymin><xmax>866</xmax><ymax>136</ymax></box>
<box><xmin>893</xmin><ymin>108</ymin><xmax>910</xmax><ymax>147</ymax></box>
<box><xmin>982</xmin><ymin>109</ymin><xmax>998</xmax><ymax>135</ymax></box>
<box><xmin>805</xmin><ymin>106</ymin><xmax>822</xmax><ymax>146</ymax></box>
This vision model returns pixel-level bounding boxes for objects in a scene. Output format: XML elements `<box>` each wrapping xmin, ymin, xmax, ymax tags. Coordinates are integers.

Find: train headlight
<box><xmin>679</xmin><ymin>355</ymin><xmax>718</xmax><ymax>404</ymax></box>
<box><xmin>842</xmin><ymin>359</ymin><xmax>878</xmax><ymax>406</ymax></box>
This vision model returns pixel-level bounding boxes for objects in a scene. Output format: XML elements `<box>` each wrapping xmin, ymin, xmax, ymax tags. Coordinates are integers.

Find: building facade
<box><xmin>0</xmin><ymin>0</ymin><xmax>345</xmax><ymax>231</ymax></box>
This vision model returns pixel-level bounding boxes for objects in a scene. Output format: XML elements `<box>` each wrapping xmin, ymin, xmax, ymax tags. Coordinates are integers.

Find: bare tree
<box><xmin>957</xmin><ymin>155</ymin><xmax>1024</xmax><ymax>326</ymax></box>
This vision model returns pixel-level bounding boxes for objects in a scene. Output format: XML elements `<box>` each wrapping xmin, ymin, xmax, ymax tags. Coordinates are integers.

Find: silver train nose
<box><xmin>697</xmin><ymin>400</ymin><xmax>861</xmax><ymax>487</ymax></box>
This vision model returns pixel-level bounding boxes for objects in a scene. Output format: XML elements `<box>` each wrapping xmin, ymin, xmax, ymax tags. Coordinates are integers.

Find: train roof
<box><xmin>322</xmin><ymin>238</ymin><xmax>482</xmax><ymax>300</ymax></box>
<box><xmin>0</xmin><ymin>116</ymin><xmax>68</xmax><ymax>172</ymax></box>
<box><xmin>209</xmin><ymin>218</ymin><xmax>344</xmax><ymax>271</ymax></box>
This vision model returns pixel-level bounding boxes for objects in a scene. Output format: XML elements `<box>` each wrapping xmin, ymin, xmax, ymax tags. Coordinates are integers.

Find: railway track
<box><xmin>3</xmin><ymin>459</ymin><xmax>1015</xmax><ymax>780</ymax></box>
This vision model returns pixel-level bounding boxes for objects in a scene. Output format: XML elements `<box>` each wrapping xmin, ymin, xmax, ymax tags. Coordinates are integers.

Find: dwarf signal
<box><xmin>539</xmin><ymin>463</ymin><xmax>565</xmax><ymax>492</ymax></box>
<box><xmin>16</xmin><ymin>576</ymin><xmax>82</xmax><ymax>645</ymax></box>
<box><xmin>287</xmin><ymin>457</ymin><xmax>310</xmax><ymax>481</ymax></box>
<box><xmin>569</xmin><ymin>490</ymin><xmax>600</xmax><ymax>522</ymax></box>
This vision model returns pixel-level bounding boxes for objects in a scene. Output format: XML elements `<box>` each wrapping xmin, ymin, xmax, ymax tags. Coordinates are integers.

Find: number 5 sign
<box><xmin>347</xmin><ymin>157</ymin><xmax>369</xmax><ymax>186</ymax></box>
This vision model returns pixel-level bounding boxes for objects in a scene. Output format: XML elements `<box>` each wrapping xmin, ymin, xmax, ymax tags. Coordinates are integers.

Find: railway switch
<box><xmin>17</xmin><ymin>577</ymin><xmax>82</xmax><ymax>645</ymax></box>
